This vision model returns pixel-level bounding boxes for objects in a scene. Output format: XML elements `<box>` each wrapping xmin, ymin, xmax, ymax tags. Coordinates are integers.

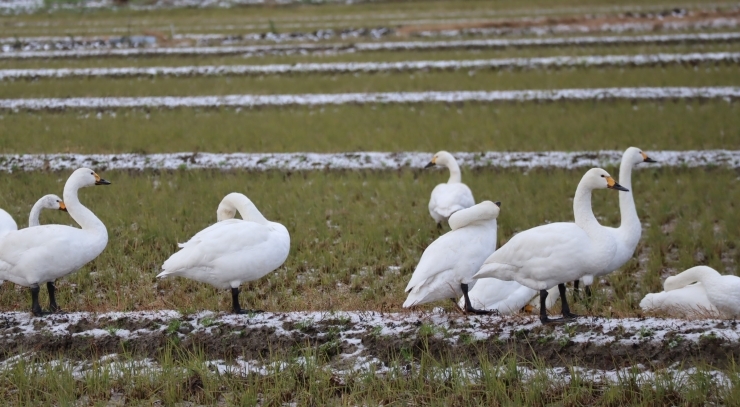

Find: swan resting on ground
<box><xmin>640</xmin><ymin>266</ymin><xmax>739</xmax><ymax>318</ymax></box>
<box><xmin>425</xmin><ymin>151</ymin><xmax>475</xmax><ymax>229</ymax></box>
<box><xmin>0</xmin><ymin>168</ymin><xmax>110</xmax><ymax>316</ymax></box>
<box><xmin>158</xmin><ymin>193</ymin><xmax>290</xmax><ymax>314</ymax></box>
<box><xmin>575</xmin><ymin>146</ymin><xmax>656</xmax><ymax>299</ymax></box>
<box><xmin>473</xmin><ymin>168</ymin><xmax>628</xmax><ymax>324</ymax></box>
<box><xmin>403</xmin><ymin>200</ymin><xmax>500</xmax><ymax>314</ymax></box>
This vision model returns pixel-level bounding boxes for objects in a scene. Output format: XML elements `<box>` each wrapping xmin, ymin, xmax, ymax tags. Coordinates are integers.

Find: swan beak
<box><xmin>424</xmin><ymin>161</ymin><xmax>436</xmax><ymax>169</ymax></box>
<box><xmin>494</xmin><ymin>201</ymin><xmax>501</xmax><ymax>208</ymax></box>
<box><xmin>95</xmin><ymin>178</ymin><xmax>111</xmax><ymax>185</ymax></box>
<box><xmin>58</xmin><ymin>202</ymin><xmax>67</xmax><ymax>212</ymax></box>
<box><xmin>607</xmin><ymin>177</ymin><xmax>629</xmax><ymax>192</ymax></box>
<box><xmin>641</xmin><ymin>152</ymin><xmax>657</xmax><ymax>163</ymax></box>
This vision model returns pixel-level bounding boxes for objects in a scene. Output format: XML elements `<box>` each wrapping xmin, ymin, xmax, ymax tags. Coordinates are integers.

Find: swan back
<box><xmin>448</xmin><ymin>201</ymin><xmax>500</xmax><ymax>230</ymax></box>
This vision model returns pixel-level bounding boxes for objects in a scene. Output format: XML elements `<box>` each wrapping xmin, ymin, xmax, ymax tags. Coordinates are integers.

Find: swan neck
<box><xmin>223</xmin><ymin>194</ymin><xmax>268</xmax><ymax>225</ymax></box>
<box><xmin>667</xmin><ymin>267</ymin><xmax>720</xmax><ymax>290</ymax></box>
<box><xmin>573</xmin><ymin>183</ymin><xmax>598</xmax><ymax>230</ymax></box>
<box><xmin>63</xmin><ymin>183</ymin><xmax>105</xmax><ymax>232</ymax></box>
<box><xmin>617</xmin><ymin>159</ymin><xmax>640</xmax><ymax>232</ymax></box>
<box><xmin>446</xmin><ymin>160</ymin><xmax>462</xmax><ymax>184</ymax></box>
<box><xmin>28</xmin><ymin>201</ymin><xmax>43</xmax><ymax>227</ymax></box>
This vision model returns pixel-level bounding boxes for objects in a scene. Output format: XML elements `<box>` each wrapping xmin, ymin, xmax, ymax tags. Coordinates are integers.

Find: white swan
<box><xmin>403</xmin><ymin>201</ymin><xmax>500</xmax><ymax>313</ymax></box>
<box><xmin>28</xmin><ymin>194</ymin><xmax>67</xmax><ymax>227</ymax></box>
<box><xmin>640</xmin><ymin>282</ymin><xmax>718</xmax><ymax>318</ymax></box>
<box><xmin>576</xmin><ymin>147</ymin><xmax>656</xmax><ymax>297</ymax></box>
<box><xmin>641</xmin><ymin>266</ymin><xmax>740</xmax><ymax>318</ymax></box>
<box><xmin>461</xmin><ymin>280</ymin><xmax>563</xmax><ymax>315</ymax></box>
<box><xmin>158</xmin><ymin>193</ymin><xmax>290</xmax><ymax>314</ymax></box>
<box><xmin>0</xmin><ymin>168</ymin><xmax>110</xmax><ymax>316</ymax></box>
<box><xmin>425</xmin><ymin>151</ymin><xmax>475</xmax><ymax>228</ymax></box>
<box><xmin>0</xmin><ymin>209</ymin><xmax>17</xmax><ymax>236</ymax></box>
<box><xmin>473</xmin><ymin>168</ymin><xmax>628</xmax><ymax>323</ymax></box>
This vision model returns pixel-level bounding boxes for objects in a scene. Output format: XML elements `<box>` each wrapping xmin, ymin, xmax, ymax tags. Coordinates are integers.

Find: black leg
<box><xmin>560</xmin><ymin>283</ymin><xmax>579</xmax><ymax>319</ymax></box>
<box><xmin>436</xmin><ymin>222</ymin><xmax>442</xmax><ymax>231</ymax></box>
<box><xmin>230</xmin><ymin>287</ymin><xmax>263</xmax><ymax>315</ymax></box>
<box><xmin>461</xmin><ymin>283</ymin><xmax>494</xmax><ymax>315</ymax></box>
<box><xmin>47</xmin><ymin>281</ymin><xmax>62</xmax><ymax>313</ymax></box>
<box><xmin>30</xmin><ymin>284</ymin><xmax>45</xmax><ymax>317</ymax></box>
<box><xmin>573</xmin><ymin>280</ymin><xmax>581</xmax><ymax>302</ymax></box>
<box><xmin>539</xmin><ymin>289</ymin><xmax>563</xmax><ymax>324</ymax></box>
<box><xmin>585</xmin><ymin>285</ymin><xmax>592</xmax><ymax>298</ymax></box>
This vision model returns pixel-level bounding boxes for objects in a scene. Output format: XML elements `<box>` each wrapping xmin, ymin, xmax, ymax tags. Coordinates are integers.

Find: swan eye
<box><xmin>601</xmin><ymin>175</ymin><xmax>605</xmax><ymax>177</ymax></box>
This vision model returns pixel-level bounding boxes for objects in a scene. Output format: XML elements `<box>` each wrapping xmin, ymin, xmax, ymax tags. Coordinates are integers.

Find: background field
<box><xmin>1</xmin><ymin>0</ymin><xmax>740</xmax><ymax>405</ymax></box>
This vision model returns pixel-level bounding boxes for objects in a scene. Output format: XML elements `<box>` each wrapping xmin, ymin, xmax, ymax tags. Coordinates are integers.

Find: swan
<box><xmin>425</xmin><ymin>151</ymin><xmax>475</xmax><ymax>228</ymax></box>
<box><xmin>575</xmin><ymin>147</ymin><xmax>656</xmax><ymax>298</ymax></box>
<box><xmin>0</xmin><ymin>209</ymin><xmax>17</xmax><ymax>236</ymax></box>
<box><xmin>157</xmin><ymin>193</ymin><xmax>290</xmax><ymax>314</ymax></box>
<box><xmin>640</xmin><ymin>282</ymin><xmax>718</xmax><ymax>318</ymax></box>
<box><xmin>641</xmin><ymin>266</ymin><xmax>740</xmax><ymax>318</ymax></box>
<box><xmin>472</xmin><ymin>168</ymin><xmax>628</xmax><ymax>324</ymax></box>
<box><xmin>403</xmin><ymin>200</ymin><xmax>500</xmax><ymax>314</ymax></box>
<box><xmin>28</xmin><ymin>194</ymin><xmax>67</xmax><ymax>227</ymax></box>
<box><xmin>0</xmin><ymin>168</ymin><xmax>110</xmax><ymax>316</ymax></box>
<box><xmin>461</xmin><ymin>280</ymin><xmax>563</xmax><ymax>315</ymax></box>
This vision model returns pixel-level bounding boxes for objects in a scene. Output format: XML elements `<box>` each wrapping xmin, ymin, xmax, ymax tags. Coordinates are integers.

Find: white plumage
<box><xmin>28</xmin><ymin>194</ymin><xmax>67</xmax><ymax>227</ymax></box>
<box><xmin>403</xmin><ymin>201</ymin><xmax>500</xmax><ymax>313</ymax></box>
<box><xmin>641</xmin><ymin>266</ymin><xmax>740</xmax><ymax>318</ymax></box>
<box><xmin>473</xmin><ymin>168</ymin><xmax>628</xmax><ymax>323</ymax></box>
<box><xmin>158</xmin><ymin>193</ymin><xmax>290</xmax><ymax>314</ymax></box>
<box><xmin>0</xmin><ymin>168</ymin><xmax>110</xmax><ymax>315</ymax></box>
<box><xmin>425</xmin><ymin>151</ymin><xmax>475</xmax><ymax>226</ymax></box>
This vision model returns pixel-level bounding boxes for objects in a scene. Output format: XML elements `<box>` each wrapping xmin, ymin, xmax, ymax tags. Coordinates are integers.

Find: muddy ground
<box><xmin>0</xmin><ymin>310</ymin><xmax>737</xmax><ymax>371</ymax></box>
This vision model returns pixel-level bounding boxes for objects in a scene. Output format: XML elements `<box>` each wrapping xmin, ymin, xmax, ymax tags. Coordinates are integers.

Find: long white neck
<box><xmin>573</xmin><ymin>181</ymin><xmax>601</xmax><ymax>234</ymax></box>
<box><xmin>617</xmin><ymin>157</ymin><xmax>640</xmax><ymax>236</ymax></box>
<box><xmin>28</xmin><ymin>199</ymin><xmax>45</xmax><ymax>227</ymax></box>
<box><xmin>217</xmin><ymin>193</ymin><xmax>268</xmax><ymax>225</ymax></box>
<box><xmin>665</xmin><ymin>266</ymin><xmax>721</xmax><ymax>291</ymax></box>
<box><xmin>445</xmin><ymin>159</ymin><xmax>462</xmax><ymax>184</ymax></box>
<box><xmin>64</xmin><ymin>182</ymin><xmax>106</xmax><ymax>233</ymax></box>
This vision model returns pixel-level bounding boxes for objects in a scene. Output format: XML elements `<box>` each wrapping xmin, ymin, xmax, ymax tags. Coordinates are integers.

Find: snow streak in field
<box><xmin>1</xmin><ymin>32</ymin><xmax>739</xmax><ymax>59</ymax></box>
<box><xmin>0</xmin><ymin>87</ymin><xmax>737</xmax><ymax>110</ymax></box>
<box><xmin>1</xmin><ymin>150</ymin><xmax>737</xmax><ymax>172</ymax></box>
<box><xmin>2</xmin><ymin>52</ymin><xmax>737</xmax><ymax>80</ymax></box>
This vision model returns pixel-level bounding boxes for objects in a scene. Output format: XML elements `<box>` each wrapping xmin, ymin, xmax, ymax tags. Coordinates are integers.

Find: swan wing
<box><xmin>177</xmin><ymin>219</ymin><xmax>242</xmax><ymax>248</ymax></box>
<box><xmin>404</xmin><ymin>230</ymin><xmax>474</xmax><ymax>293</ymax></box>
<box><xmin>429</xmin><ymin>183</ymin><xmax>475</xmax><ymax>221</ymax></box>
<box><xmin>640</xmin><ymin>283</ymin><xmax>719</xmax><ymax>317</ymax></box>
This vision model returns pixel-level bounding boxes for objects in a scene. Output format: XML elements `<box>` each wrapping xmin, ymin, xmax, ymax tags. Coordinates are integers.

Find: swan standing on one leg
<box><xmin>0</xmin><ymin>168</ymin><xmax>111</xmax><ymax>316</ymax></box>
<box><xmin>403</xmin><ymin>201</ymin><xmax>500</xmax><ymax>314</ymax></box>
<box><xmin>473</xmin><ymin>168</ymin><xmax>628</xmax><ymax>324</ymax></box>
<box><xmin>641</xmin><ymin>266</ymin><xmax>740</xmax><ymax>318</ymax></box>
<box><xmin>425</xmin><ymin>151</ymin><xmax>475</xmax><ymax>229</ymax></box>
<box><xmin>158</xmin><ymin>193</ymin><xmax>290</xmax><ymax>314</ymax></box>
<box><xmin>574</xmin><ymin>147</ymin><xmax>656</xmax><ymax>300</ymax></box>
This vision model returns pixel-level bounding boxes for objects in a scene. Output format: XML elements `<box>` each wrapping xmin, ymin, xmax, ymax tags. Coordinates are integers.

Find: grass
<box><xmin>1</xmin><ymin>64</ymin><xmax>737</xmax><ymax>98</ymax></box>
<box><xmin>0</xmin><ymin>167</ymin><xmax>737</xmax><ymax>316</ymax></box>
<box><xmin>0</xmin><ymin>100</ymin><xmax>737</xmax><ymax>154</ymax></box>
<box><xmin>0</xmin><ymin>345</ymin><xmax>739</xmax><ymax>406</ymax></box>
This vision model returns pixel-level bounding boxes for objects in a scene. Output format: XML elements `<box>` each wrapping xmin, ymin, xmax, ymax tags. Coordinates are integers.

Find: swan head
<box><xmin>448</xmin><ymin>200</ymin><xmax>501</xmax><ymax>230</ymax></box>
<box><xmin>583</xmin><ymin>168</ymin><xmax>629</xmax><ymax>192</ymax></box>
<box><xmin>38</xmin><ymin>194</ymin><xmax>67</xmax><ymax>212</ymax></box>
<box><xmin>625</xmin><ymin>147</ymin><xmax>657</xmax><ymax>165</ymax></box>
<box><xmin>69</xmin><ymin>168</ymin><xmax>111</xmax><ymax>188</ymax></box>
<box><xmin>424</xmin><ymin>151</ymin><xmax>456</xmax><ymax>169</ymax></box>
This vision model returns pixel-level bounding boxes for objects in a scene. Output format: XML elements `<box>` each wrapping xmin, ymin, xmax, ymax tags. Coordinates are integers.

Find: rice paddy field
<box><xmin>1</xmin><ymin>0</ymin><xmax>740</xmax><ymax>405</ymax></box>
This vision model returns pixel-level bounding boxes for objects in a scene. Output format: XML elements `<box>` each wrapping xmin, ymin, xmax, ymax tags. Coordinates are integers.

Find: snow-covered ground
<box><xmin>0</xmin><ymin>87</ymin><xmax>738</xmax><ymax>111</ymax></box>
<box><xmin>1</xmin><ymin>52</ymin><xmax>737</xmax><ymax>80</ymax></box>
<box><xmin>0</xmin><ymin>150</ymin><xmax>737</xmax><ymax>172</ymax></box>
<box><xmin>2</xmin><ymin>32</ymin><xmax>739</xmax><ymax>59</ymax></box>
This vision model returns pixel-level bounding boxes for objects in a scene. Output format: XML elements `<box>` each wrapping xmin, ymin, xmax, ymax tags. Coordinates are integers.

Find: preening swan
<box><xmin>158</xmin><ymin>193</ymin><xmax>290</xmax><ymax>314</ymax></box>
<box><xmin>425</xmin><ymin>151</ymin><xmax>475</xmax><ymax>228</ymax></box>
<box><xmin>640</xmin><ymin>282</ymin><xmax>718</xmax><ymax>318</ymax></box>
<box><xmin>575</xmin><ymin>147</ymin><xmax>656</xmax><ymax>298</ymax></box>
<box><xmin>0</xmin><ymin>168</ymin><xmax>110</xmax><ymax>316</ymax></box>
<box><xmin>473</xmin><ymin>168</ymin><xmax>628</xmax><ymax>324</ymax></box>
<box><xmin>641</xmin><ymin>266</ymin><xmax>740</xmax><ymax>318</ymax></box>
<box><xmin>403</xmin><ymin>201</ymin><xmax>500</xmax><ymax>314</ymax></box>
<box><xmin>28</xmin><ymin>194</ymin><xmax>67</xmax><ymax>227</ymax></box>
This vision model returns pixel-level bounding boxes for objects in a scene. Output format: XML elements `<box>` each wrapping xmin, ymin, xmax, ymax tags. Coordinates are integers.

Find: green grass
<box><xmin>1</xmin><ymin>65</ymin><xmax>737</xmax><ymax>98</ymax></box>
<box><xmin>2</xmin><ymin>42</ymin><xmax>739</xmax><ymax>70</ymax></box>
<box><xmin>1</xmin><ymin>344</ymin><xmax>739</xmax><ymax>406</ymax></box>
<box><xmin>0</xmin><ymin>167</ymin><xmax>736</xmax><ymax>316</ymax></box>
<box><xmin>0</xmin><ymin>101</ymin><xmax>737</xmax><ymax>154</ymax></box>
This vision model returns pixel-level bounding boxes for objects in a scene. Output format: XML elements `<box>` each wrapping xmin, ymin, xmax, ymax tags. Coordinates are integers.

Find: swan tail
<box><xmin>664</xmin><ymin>266</ymin><xmax>720</xmax><ymax>291</ymax></box>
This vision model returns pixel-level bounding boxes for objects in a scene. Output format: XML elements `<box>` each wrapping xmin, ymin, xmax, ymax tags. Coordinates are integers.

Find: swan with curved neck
<box><xmin>28</xmin><ymin>194</ymin><xmax>67</xmax><ymax>227</ymax></box>
<box><xmin>158</xmin><ymin>192</ymin><xmax>290</xmax><ymax>314</ymax></box>
<box><xmin>663</xmin><ymin>266</ymin><xmax>740</xmax><ymax>318</ymax></box>
<box><xmin>576</xmin><ymin>147</ymin><xmax>656</xmax><ymax>298</ymax></box>
<box><xmin>403</xmin><ymin>201</ymin><xmax>500</xmax><ymax>314</ymax></box>
<box><xmin>473</xmin><ymin>168</ymin><xmax>628</xmax><ymax>324</ymax></box>
<box><xmin>425</xmin><ymin>151</ymin><xmax>475</xmax><ymax>229</ymax></box>
<box><xmin>0</xmin><ymin>168</ymin><xmax>110</xmax><ymax>316</ymax></box>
